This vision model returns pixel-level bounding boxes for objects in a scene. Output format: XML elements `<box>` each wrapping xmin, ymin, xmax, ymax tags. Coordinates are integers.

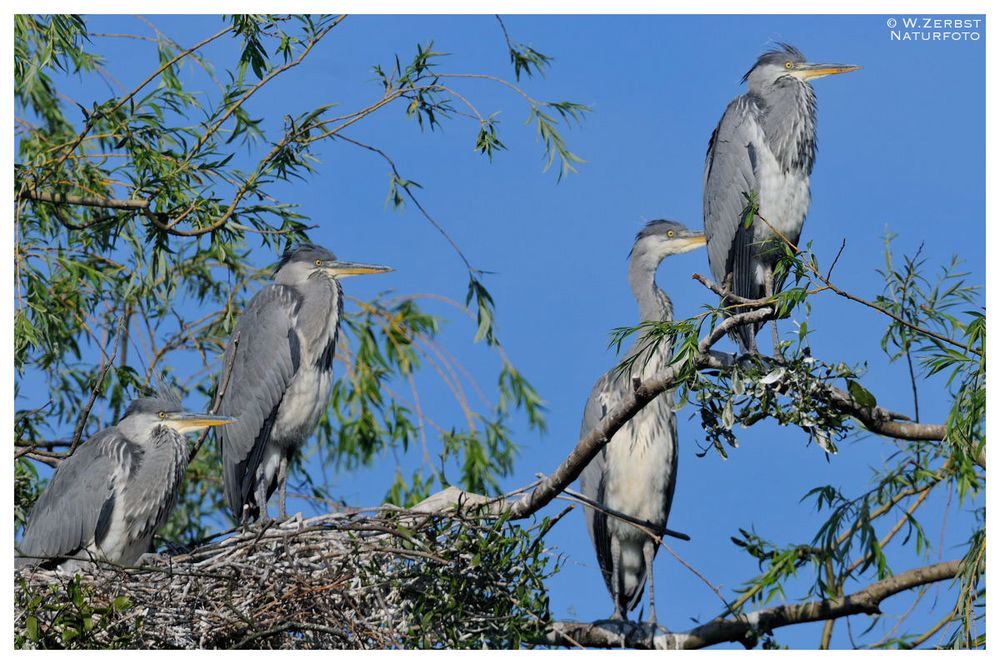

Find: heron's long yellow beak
<box><xmin>681</xmin><ymin>232</ymin><xmax>707</xmax><ymax>252</ymax></box>
<box><xmin>166</xmin><ymin>413</ymin><xmax>237</xmax><ymax>433</ymax></box>
<box><xmin>322</xmin><ymin>260</ymin><xmax>394</xmax><ymax>278</ymax></box>
<box><xmin>793</xmin><ymin>63</ymin><xmax>862</xmax><ymax>81</ymax></box>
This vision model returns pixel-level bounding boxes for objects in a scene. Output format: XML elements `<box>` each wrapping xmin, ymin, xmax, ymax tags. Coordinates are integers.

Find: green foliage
<box><xmin>384</xmin><ymin>512</ymin><xmax>556</xmax><ymax>648</ymax></box>
<box><xmin>691</xmin><ymin>353</ymin><xmax>857</xmax><ymax>459</ymax></box>
<box><xmin>731</xmin><ymin>242</ymin><xmax>983</xmax><ymax>648</ymax></box>
<box><xmin>229</xmin><ymin>14</ymin><xmax>272</xmax><ymax>79</ymax></box>
<box><xmin>14</xmin><ymin>15</ymin><xmax>98</xmax><ymax>124</ymax></box>
<box><xmin>372</xmin><ymin>39</ymin><xmax>589</xmax><ymax>181</ymax></box>
<box><xmin>611</xmin><ymin>312</ymin><xmax>858</xmax><ymax>459</ymax></box>
<box><xmin>374</xmin><ymin>41</ymin><xmax>453</xmax><ymax>131</ymax></box>
<box><xmin>15</xmin><ymin>458</ymin><xmax>42</xmax><ymax>532</ymax></box>
<box><xmin>15</xmin><ymin>576</ymin><xmax>136</xmax><ymax>649</ymax></box>
<box><xmin>876</xmin><ymin>235</ymin><xmax>984</xmax><ymax>471</ymax></box>
<box><xmin>947</xmin><ymin>520</ymin><xmax>985</xmax><ymax>648</ymax></box>
<box><xmin>495</xmin><ymin>15</ymin><xmax>553</xmax><ymax>83</ymax></box>
<box><xmin>508</xmin><ymin>43</ymin><xmax>552</xmax><ymax>81</ymax></box>
<box><xmin>740</xmin><ymin>189</ymin><xmax>760</xmax><ymax>230</ymax></box>
<box><xmin>526</xmin><ymin>101</ymin><xmax>588</xmax><ymax>181</ymax></box>
<box><xmin>498</xmin><ymin>362</ymin><xmax>546</xmax><ymax>432</ymax></box>
<box><xmin>466</xmin><ymin>274</ymin><xmax>498</xmax><ymax>346</ymax></box>
<box><xmin>872</xmin><ymin>236</ymin><xmax>985</xmax><ymax>647</ymax></box>
<box><xmin>475</xmin><ymin>113</ymin><xmax>507</xmax><ymax>160</ymax></box>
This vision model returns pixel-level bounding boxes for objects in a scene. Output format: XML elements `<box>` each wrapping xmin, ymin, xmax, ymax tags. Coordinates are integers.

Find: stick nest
<box><xmin>15</xmin><ymin>504</ymin><xmax>556</xmax><ymax>649</ymax></box>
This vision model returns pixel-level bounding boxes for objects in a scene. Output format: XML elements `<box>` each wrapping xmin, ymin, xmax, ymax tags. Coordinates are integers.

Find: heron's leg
<box><xmin>239</xmin><ymin>500</ymin><xmax>254</xmax><ymax>526</ymax></box>
<box><xmin>610</xmin><ymin>535</ymin><xmax>624</xmax><ymax>621</ymax></box>
<box><xmin>276</xmin><ymin>455</ymin><xmax>289</xmax><ymax>520</ymax></box>
<box><xmin>254</xmin><ymin>476</ymin><xmax>270</xmax><ymax>523</ymax></box>
<box><xmin>643</xmin><ymin>538</ymin><xmax>658</xmax><ymax>628</ymax></box>
<box><xmin>725</xmin><ymin>270</ymin><xmax>759</xmax><ymax>356</ymax></box>
<box><xmin>763</xmin><ymin>265</ymin><xmax>781</xmax><ymax>358</ymax></box>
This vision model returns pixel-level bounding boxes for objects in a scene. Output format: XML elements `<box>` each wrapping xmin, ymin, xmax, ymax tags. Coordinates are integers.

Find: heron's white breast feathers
<box><xmin>267</xmin><ymin>280</ymin><xmax>340</xmax><ymax>453</ymax></box>
<box><xmin>603</xmin><ymin>396</ymin><xmax>677</xmax><ymax>534</ymax></box>
<box><xmin>95</xmin><ymin>430</ymin><xmax>187</xmax><ymax>565</ymax></box>
<box><xmin>271</xmin><ymin>338</ymin><xmax>335</xmax><ymax>450</ymax></box>
<box><xmin>755</xmin><ymin>151</ymin><xmax>811</xmax><ymax>243</ymax></box>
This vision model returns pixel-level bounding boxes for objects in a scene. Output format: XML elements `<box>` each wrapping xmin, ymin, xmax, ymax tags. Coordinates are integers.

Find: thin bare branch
<box><xmin>69</xmin><ymin>318</ymin><xmax>126</xmax><ymax>455</ymax></box>
<box><xmin>755</xmin><ymin>212</ymin><xmax>977</xmax><ymax>356</ymax></box>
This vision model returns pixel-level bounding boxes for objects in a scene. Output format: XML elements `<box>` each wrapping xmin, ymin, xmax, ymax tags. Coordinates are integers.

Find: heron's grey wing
<box><xmin>704</xmin><ymin>94</ymin><xmax>766</xmax><ymax>349</ymax></box>
<box><xmin>17</xmin><ymin>430</ymin><xmax>136</xmax><ymax>565</ymax></box>
<box><xmin>704</xmin><ymin>94</ymin><xmax>767</xmax><ymax>295</ymax></box>
<box><xmin>217</xmin><ymin>284</ymin><xmax>302</xmax><ymax>519</ymax></box>
<box><xmin>578</xmin><ymin>370</ymin><xmax>622</xmax><ymax>593</ymax></box>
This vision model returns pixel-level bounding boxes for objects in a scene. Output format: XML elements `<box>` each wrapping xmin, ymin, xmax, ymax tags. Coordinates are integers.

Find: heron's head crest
<box><xmin>122</xmin><ymin>394</ymin><xmax>184</xmax><ymax>420</ymax></box>
<box><xmin>276</xmin><ymin>243</ymin><xmax>338</xmax><ymax>273</ymax></box>
<box><xmin>121</xmin><ymin>378</ymin><xmax>183</xmax><ymax>419</ymax></box>
<box><xmin>741</xmin><ymin>42</ymin><xmax>806</xmax><ymax>83</ymax></box>
<box><xmin>633</xmin><ymin>219</ymin><xmax>687</xmax><ymax>244</ymax></box>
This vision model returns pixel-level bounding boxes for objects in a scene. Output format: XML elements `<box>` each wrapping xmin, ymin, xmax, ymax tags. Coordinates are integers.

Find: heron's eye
<box><xmin>157</xmin><ymin>411</ymin><xmax>166</xmax><ymax>419</ymax></box>
<box><xmin>666</xmin><ymin>230</ymin><xmax>675</xmax><ymax>238</ymax></box>
<box><xmin>314</xmin><ymin>259</ymin><xmax>323</xmax><ymax>267</ymax></box>
<box><xmin>784</xmin><ymin>61</ymin><xmax>794</xmax><ymax>69</ymax></box>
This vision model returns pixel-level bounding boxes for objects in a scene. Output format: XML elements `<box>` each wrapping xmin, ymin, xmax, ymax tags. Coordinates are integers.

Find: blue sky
<box><xmin>17</xmin><ymin>14</ymin><xmax>985</xmax><ymax>648</ymax></box>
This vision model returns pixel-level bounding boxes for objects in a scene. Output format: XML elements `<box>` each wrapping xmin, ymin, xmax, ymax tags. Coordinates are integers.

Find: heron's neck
<box><xmin>628</xmin><ymin>253</ymin><xmax>673</xmax><ymax>323</ymax></box>
<box><xmin>300</xmin><ymin>275</ymin><xmax>341</xmax><ymax>322</ymax></box>
<box><xmin>126</xmin><ymin>427</ymin><xmax>188</xmax><ymax>533</ymax></box>
<box><xmin>298</xmin><ymin>275</ymin><xmax>343</xmax><ymax>369</ymax></box>
<box><xmin>756</xmin><ymin>79</ymin><xmax>817</xmax><ymax>174</ymax></box>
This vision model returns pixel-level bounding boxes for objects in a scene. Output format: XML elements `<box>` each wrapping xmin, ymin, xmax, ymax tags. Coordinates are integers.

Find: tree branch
<box><xmin>695</xmin><ymin>352</ymin><xmax>969</xmax><ymax>456</ymax></box>
<box><xmin>505</xmin><ymin>309</ymin><xmax>781</xmax><ymax>519</ymax></box>
<box><xmin>753</xmin><ymin>212</ymin><xmax>978</xmax><ymax>356</ymax></box>
<box><xmin>19</xmin><ymin>189</ymin><xmax>151</xmax><ymax>211</ymax></box>
<box><xmin>508</xmin><ymin>321</ymin><xmax>956</xmax><ymax>520</ymax></box>
<box><xmin>541</xmin><ymin>560</ymin><xmax>961</xmax><ymax>649</ymax></box>
<box><xmin>416</xmin><ymin>299</ymin><xmax>962</xmax><ymax>525</ymax></box>
<box><xmin>34</xmin><ymin>24</ymin><xmax>235</xmax><ymax>186</ymax></box>
<box><xmin>68</xmin><ymin>318</ymin><xmax>126</xmax><ymax>456</ymax></box>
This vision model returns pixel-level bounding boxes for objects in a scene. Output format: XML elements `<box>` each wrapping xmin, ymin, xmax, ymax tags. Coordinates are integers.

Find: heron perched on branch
<box><xmin>16</xmin><ymin>395</ymin><xmax>234</xmax><ymax>570</ymax></box>
<box><xmin>217</xmin><ymin>244</ymin><xmax>392</xmax><ymax>523</ymax></box>
<box><xmin>704</xmin><ymin>42</ymin><xmax>859</xmax><ymax>353</ymax></box>
<box><xmin>579</xmin><ymin>220</ymin><xmax>706</xmax><ymax>624</ymax></box>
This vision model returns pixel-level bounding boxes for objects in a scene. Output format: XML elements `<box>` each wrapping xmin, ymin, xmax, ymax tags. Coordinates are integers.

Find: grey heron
<box><xmin>16</xmin><ymin>396</ymin><xmax>234</xmax><ymax>570</ymax></box>
<box><xmin>703</xmin><ymin>43</ymin><xmax>859</xmax><ymax>353</ymax></box>
<box><xmin>579</xmin><ymin>220</ymin><xmax>706</xmax><ymax>624</ymax></box>
<box><xmin>217</xmin><ymin>244</ymin><xmax>392</xmax><ymax>523</ymax></box>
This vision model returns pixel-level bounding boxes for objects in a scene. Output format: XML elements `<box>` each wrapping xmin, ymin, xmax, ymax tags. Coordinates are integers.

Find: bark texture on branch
<box><xmin>20</xmin><ymin>189</ymin><xmax>152</xmax><ymax>211</ymax></box>
<box><xmin>542</xmin><ymin>560</ymin><xmax>961</xmax><ymax>650</ymax></box>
